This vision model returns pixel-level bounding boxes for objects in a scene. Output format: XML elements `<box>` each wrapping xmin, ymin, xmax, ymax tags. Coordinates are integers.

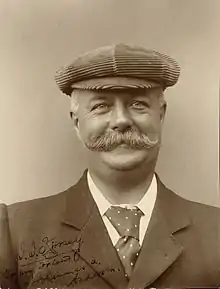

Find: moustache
<box><xmin>85</xmin><ymin>127</ymin><xmax>159</xmax><ymax>152</ymax></box>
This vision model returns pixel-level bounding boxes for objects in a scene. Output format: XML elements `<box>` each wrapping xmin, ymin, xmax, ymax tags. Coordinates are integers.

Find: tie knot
<box><xmin>105</xmin><ymin>206</ymin><xmax>144</xmax><ymax>240</ymax></box>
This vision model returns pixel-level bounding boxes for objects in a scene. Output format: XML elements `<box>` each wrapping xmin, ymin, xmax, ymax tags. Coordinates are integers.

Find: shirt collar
<box><xmin>87</xmin><ymin>171</ymin><xmax>111</xmax><ymax>216</ymax></box>
<box><xmin>87</xmin><ymin>171</ymin><xmax>157</xmax><ymax>217</ymax></box>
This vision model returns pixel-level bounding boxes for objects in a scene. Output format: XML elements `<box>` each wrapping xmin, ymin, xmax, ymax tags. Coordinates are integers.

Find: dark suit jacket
<box><xmin>0</xmin><ymin>171</ymin><xmax>219</xmax><ymax>289</ymax></box>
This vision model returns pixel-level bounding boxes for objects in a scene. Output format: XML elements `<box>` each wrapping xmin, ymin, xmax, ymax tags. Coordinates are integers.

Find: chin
<box><xmin>100</xmin><ymin>150</ymin><xmax>149</xmax><ymax>171</ymax></box>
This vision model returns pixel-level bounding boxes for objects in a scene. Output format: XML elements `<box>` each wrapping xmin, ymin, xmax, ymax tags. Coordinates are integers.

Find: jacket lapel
<box><xmin>128</xmin><ymin>176</ymin><xmax>191</xmax><ymax>288</ymax></box>
<box><xmin>61</xmin><ymin>170</ymin><xmax>128</xmax><ymax>289</ymax></box>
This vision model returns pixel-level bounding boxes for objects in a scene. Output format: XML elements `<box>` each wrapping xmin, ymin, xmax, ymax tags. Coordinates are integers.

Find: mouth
<box><xmin>117</xmin><ymin>143</ymin><xmax>130</xmax><ymax>148</ymax></box>
<box><xmin>111</xmin><ymin>143</ymin><xmax>136</xmax><ymax>151</ymax></box>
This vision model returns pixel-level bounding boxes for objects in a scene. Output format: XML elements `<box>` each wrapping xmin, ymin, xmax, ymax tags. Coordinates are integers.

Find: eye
<box><xmin>130</xmin><ymin>100</ymin><xmax>150</xmax><ymax>109</ymax></box>
<box><xmin>91</xmin><ymin>103</ymin><xmax>110</xmax><ymax>112</ymax></box>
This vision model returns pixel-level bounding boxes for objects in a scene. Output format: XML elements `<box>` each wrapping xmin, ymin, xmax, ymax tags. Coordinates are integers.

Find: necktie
<box><xmin>105</xmin><ymin>206</ymin><xmax>144</xmax><ymax>278</ymax></box>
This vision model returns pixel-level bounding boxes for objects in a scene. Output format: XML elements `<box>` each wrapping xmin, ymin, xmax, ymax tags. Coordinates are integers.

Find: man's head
<box><xmin>55</xmin><ymin>43</ymin><xmax>180</xmax><ymax>172</ymax></box>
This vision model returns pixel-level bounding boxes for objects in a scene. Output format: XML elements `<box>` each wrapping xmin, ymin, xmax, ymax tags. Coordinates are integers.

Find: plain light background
<box><xmin>0</xmin><ymin>0</ymin><xmax>219</xmax><ymax>206</ymax></box>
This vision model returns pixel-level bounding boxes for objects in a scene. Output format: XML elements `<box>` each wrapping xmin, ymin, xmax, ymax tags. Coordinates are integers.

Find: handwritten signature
<box><xmin>2</xmin><ymin>236</ymin><xmax>122</xmax><ymax>286</ymax></box>
<box><xmin>32</xmin><ymin>267</ymin><xmax>121</xmax><ymax>286</ymax></box>
<box><xmin>18</xmin><ymin>236</ymin><xmax>83</xmax><ymax>267</ymax></box>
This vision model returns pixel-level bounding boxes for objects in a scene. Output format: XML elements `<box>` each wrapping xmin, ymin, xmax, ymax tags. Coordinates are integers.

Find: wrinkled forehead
<box><xmin>71</xmin><ymin>87</ymin><xmax>164</xmax><ymax>103</ymax></box>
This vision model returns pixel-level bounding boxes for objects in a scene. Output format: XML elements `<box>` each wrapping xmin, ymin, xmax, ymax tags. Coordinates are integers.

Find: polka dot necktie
<box><xmin>105</xmin><ymin>206</ymin><xmax>144</xmax><ymax>278</ymax></box>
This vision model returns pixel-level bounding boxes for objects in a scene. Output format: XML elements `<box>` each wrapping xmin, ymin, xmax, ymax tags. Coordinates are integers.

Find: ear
<box><xmin>70</xmin><ymin>111</ymin><xmax>83</xmax><ymax>142</ymax></box>
<box><xmin>159</xmin><ymin>101</ymin><xmax>167</xmax><ymax>124</ymax></box>
<box><xmin>69</xmin><ymin>94</ymin><xmax>79</xmax><ymax>128</ymax></box>
<box><xmin>70</xmin><ymin>111</ymin><xmax>79</xmax><ymax>128</ymax></box>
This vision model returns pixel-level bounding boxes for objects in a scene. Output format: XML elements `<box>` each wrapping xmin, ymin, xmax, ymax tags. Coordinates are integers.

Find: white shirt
<box><xmin>87</xmin><ymin>171</ymin><xmax>157</xmax><ymax>246</ymax></box>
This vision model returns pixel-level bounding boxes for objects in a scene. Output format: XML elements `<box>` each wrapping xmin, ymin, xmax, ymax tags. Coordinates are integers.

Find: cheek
<box><xmin>77</xmin><ymin>115</ymin><xmax>108</xmax><ymax>140</ymax></box>
<box><xmin>132</xmin><ymin>112</ymin><xmax>162</xmax><ymax>134</ymax></box>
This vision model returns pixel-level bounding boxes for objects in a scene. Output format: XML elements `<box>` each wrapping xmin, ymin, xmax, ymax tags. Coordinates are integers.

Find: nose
<box><xmin>109</xmin><ymin>100</ymin><xmax>133</xmax><ymax>131</ymax></box>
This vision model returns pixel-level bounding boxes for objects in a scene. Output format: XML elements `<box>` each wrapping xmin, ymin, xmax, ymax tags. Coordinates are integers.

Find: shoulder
<box><xmin>170</xmin><ymin>187</ymin><xmax>219</xmax><ymax>215</ymax></box>
<box><xmin>6</xmin><ymin>173</ymin><xmax>87</xmax><ymax>223</ymax></box>
<box><xmin>158</xmin><ymin>178</ymin><xmax>219</xmax><ymax>232</ymax></box>
<box><xmin>183</xmin><ymin>197</ymin><xmax>219</xmax><ymax>233</ymax></box>
<box><xmin>171</xmin><ymin>188</ymin><xmax>219</xmax><ymax>221</ymax></box>
<box><xmin>5</xmin><ymin>192</ymin><xmax>67</xmax><ymax>236</ymax></box>
<box><xmin>157</xmin><ymin>175</ymin><xmax>219</xmax><ymax>213</ymax></box>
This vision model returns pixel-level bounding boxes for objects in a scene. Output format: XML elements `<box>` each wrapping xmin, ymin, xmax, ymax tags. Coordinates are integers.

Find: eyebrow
<box><xmin>91</xmin><ymin>95</ymin><xmax>109</xmax><ymax>100</ymax></box>
<box><xmin>89</xmin><ymin>94</ymin><xmax>112</xmax><ymax>103</ymax></box>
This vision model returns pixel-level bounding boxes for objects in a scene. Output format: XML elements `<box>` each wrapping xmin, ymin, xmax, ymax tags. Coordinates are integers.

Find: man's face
<box><xmin>71</xmin><ymin>88</ymin><xmax>166</xmax><ymax>171</ymax></box>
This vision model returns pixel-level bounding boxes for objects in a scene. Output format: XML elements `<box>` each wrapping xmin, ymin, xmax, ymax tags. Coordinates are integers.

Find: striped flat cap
<box><xmin>55</xmin><ymin>43</ymin><xmax>180</xmax><ymax>96</ymax></box>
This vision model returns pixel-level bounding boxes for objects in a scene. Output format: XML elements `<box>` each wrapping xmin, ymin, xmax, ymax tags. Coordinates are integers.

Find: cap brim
<box><xmin>71</xmin><ymin>76</ymin><xmax>161</xmax><ymax>90</ymax></box>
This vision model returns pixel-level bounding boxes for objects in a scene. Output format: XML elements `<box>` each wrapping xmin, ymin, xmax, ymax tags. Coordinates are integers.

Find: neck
<box><xmin>88</xmin><ymin>161</ymin><xmax>156</xmax><ymax>205</ymax></box>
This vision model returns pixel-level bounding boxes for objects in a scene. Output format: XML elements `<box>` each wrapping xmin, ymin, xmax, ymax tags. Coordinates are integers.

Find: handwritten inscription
<box><xmin>38</xmin><ymin>254</ymin><xmax>71</xmax><ymax>270</ymax></box>
<box><xmin>18</xmin><ymin>236</ymin><xmax>83</xmax><ymax>267</ymax></box>
<box><xmin>0</xmin><ymin>236</ymin><xmax>121</xmax><ymax>287</ymax></box>
<box><xmin>32</xmin><ymin>267</ymin><xmax>121</xmax><ymax>286</ymax></box>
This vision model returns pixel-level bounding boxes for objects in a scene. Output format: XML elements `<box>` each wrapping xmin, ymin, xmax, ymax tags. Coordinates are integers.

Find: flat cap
<box><xmin>55</xmin><ymin>43</ymin><xmax>180</xmax><ymax>96</ymax></box>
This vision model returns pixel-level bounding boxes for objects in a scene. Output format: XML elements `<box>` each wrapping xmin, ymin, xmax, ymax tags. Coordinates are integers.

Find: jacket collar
<box><xmin>61</xmin><ymin>170</ymin><xmax>95</xmax><ymax>230</ymax></box>
<box><xmin>62</xmin><ymin>170</ymin><xmax>190</xmax><ymax>234</ymax></box>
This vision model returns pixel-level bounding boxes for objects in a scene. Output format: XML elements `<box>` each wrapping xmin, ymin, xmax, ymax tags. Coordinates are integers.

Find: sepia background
<box><xmin>0</xmin><ymin>0</ymin><xmax>219</xmax><ymax>206</ymax></box>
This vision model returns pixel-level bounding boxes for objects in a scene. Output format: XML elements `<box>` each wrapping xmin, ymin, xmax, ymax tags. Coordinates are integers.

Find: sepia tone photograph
<box><xmin>0</xmin><ymin>0</ymin><xmax>219</xmax><ymax>288</ymax></box>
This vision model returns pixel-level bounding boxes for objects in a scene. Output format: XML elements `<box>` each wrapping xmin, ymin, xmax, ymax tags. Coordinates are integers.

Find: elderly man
<box><xmin>0</xmin><ymin>44</ymin><xmax>219</xmax><ymax>289</ymax></box>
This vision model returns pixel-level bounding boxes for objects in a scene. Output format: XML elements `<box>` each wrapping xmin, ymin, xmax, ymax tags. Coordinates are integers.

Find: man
<box><xmin>0</xmin><ymin>43</ymin><xmax>219</xmax><ymax>289</ymax></box>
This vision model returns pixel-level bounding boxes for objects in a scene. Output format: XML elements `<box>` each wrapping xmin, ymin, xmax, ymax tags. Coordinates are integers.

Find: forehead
<box><xmin>73</xmin><ymin>88</ymin><xmax>162</xmax><ymax>103</ymax></box>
